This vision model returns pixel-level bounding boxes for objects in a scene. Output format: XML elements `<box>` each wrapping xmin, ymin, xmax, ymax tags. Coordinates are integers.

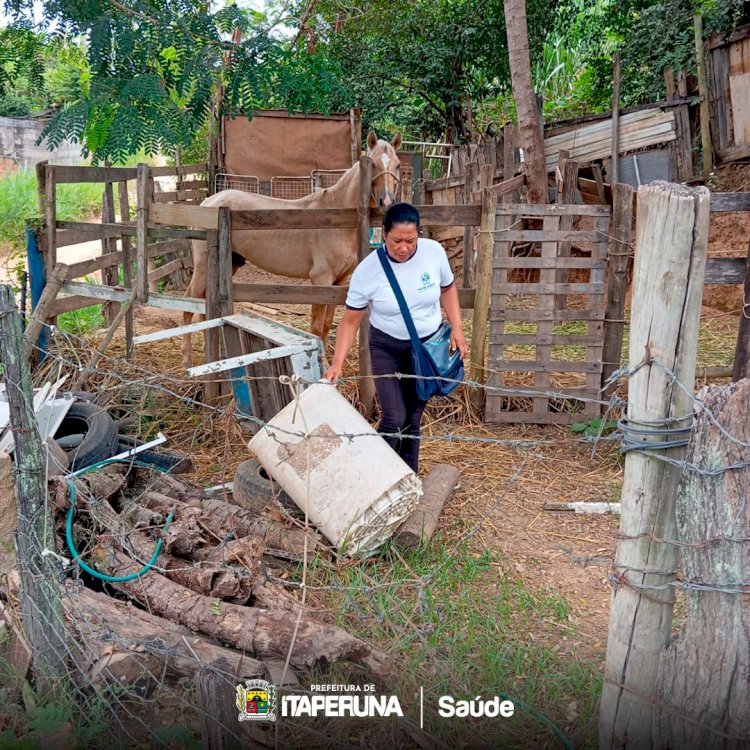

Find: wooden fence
<box><xmin>30</xmin><ymin>156</ymin><xmax>750</xmax><ymax>423</ymax></box>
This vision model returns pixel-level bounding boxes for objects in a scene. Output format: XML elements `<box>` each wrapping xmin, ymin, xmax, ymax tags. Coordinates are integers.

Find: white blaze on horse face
<box><xmin>382</xmin><ymin>154</ymin><xmax>391</xmax><ymax>171</ymax></box>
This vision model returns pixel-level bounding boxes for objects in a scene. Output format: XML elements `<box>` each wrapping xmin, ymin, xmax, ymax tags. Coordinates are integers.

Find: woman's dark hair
<box><xmin>383</xmin><ymin>203</ymin><xmax>420</xmax><ymax>233</ymax></box>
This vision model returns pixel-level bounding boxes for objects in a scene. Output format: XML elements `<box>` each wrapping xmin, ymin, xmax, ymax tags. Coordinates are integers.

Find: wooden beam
<box><xmin>611</xmin><ymin>52</ymin><xmax>621</xmax><ymax>183</ymax></box>
<box><xmin>602</xmin><ymin>183</ymin><xmax>634</xmax><ymax>393</ymax></box>
<box><xmin>149</xmin><ymin>202</ymin><xmax>219</xmax><ymax>230</ymax></box>
<box><xmin>469</xmin><ymin>188</ymin><xmax>497</xmax><ymax>408</ymax></box>
<box><xmin>231</xmin><ymin>208</ymin><xmax>358</xmax><ymax>230</ymax></box>
<box><xmin>24</xmin><ymin>263</ymin><xmax>68</xmax><ymax>360</ymax></box>
<box><xmin>716</xmin><ymin>142</ymin><xmax>750</xmax><ymax>164</ymax></box>
<box><xmin>48</xmin><ymin>165</ymin><xmax>139</xmax><ymax>183</ymax></box>
<box><xmin>704</xmin><ymin>257</ymin><xmax>746</xmax><ymax>284</ymax></box>
<box><xmin>136</xmin><ymin>164</ymin><xmax>150</xmax><ymax>302</ymax></box>
<box><xmin>694</xmin><ymin>12</ymin><xmax>714</xmax><ymax>175</ymax></box>
<box><xmin>709</xmin><ymin>193</ymin><xmax>750</xmax><ymax>212</ymax></box>
<box><xmin>358</xmin><ymin>155</ymin><xmax>375</xmax><ymax>417</ymax></box>
<box><xmin>733</xmin><ymin>236</ymin><xmax>750</xmax><ymax>381</ymax></box>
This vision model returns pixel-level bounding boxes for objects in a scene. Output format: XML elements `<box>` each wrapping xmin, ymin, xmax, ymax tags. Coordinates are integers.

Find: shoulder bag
<box><xmin>376</xmin><ymin>246</ymin><xmax>464</xmax><ymax>401</ymax></box>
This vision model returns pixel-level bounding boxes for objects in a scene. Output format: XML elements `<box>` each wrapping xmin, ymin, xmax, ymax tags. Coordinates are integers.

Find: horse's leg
<box><xmin>182</xmin><ymin>239</ymin><xmax>207</xmax><ymax>368</ymax></box>
<box><xmin>309</xmin><ymin>267</ymin><xmax>335</xmax><ymax>342</ymax></box>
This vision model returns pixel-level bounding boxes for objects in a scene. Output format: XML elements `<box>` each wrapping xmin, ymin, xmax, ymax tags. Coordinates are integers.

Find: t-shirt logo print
<box><xmin>421</xmin><ymin>272</ymin><xmax>431</xmax><ymax>285</ymax></box>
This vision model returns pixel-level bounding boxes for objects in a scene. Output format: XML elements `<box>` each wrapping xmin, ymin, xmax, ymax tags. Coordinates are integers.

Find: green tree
<box><xmin>2</xmin><ymin>0</ymin><xmax>339</xmax><ymax>163</ymax></box>
<box><xmin>295</xmin><ymin>0</ymin><xmax>555</xmax><ymax>143</ymax></box>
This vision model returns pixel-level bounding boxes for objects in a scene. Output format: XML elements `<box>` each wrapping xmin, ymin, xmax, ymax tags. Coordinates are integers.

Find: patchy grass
<box><xmin>0</xmin><ymin>169</ymin><xmax>103</xmax><ymax>250</ymax></box>
<box><xmin>288</xmin><ymin>542</ymin><xmax>599</xmax><ymax>749</ymax></box>
<box><xmin>57</xmin><ymin>304</ymin><xmax>104</xmax><ymax>336</ymax></box>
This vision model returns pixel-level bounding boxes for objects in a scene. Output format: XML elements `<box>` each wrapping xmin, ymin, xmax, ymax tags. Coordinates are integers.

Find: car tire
<box><xmin>116</xmin><ymin>436</ymin><xmax>192</xmax><ymax>474</ymax></box>
<box><xmin>233</xmin><ymin>459</ymin><xmax>296</xmax><ymax>516</ymax></box>
<box><xmin>54</xmin><ymin>402</ymin><xmax>118</xmax><ymax>472</ymax></box>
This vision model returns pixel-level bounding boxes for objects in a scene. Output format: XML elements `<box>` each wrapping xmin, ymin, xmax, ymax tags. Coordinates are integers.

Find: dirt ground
<box><xmin>2</xmin><ymin>163</ymin><xmax>748</xmax><ymax>692</ymax></box>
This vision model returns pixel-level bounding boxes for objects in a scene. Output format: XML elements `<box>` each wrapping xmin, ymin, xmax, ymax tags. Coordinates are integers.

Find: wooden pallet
<box><xmin>485</xmin><ymin>203</ymin><xmax>610</xmax><ymax>425</ymax></box>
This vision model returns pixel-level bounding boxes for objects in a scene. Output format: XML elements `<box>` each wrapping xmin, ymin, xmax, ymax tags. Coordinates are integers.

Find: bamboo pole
<box><xmin>0</xmin><ymin>285</ymin><xmax>68</xmax><ymax>697</ymax></box>
<box><xmin>469</xmin><ymin>188</ymin><xmax>497</xmax><ymax>411</ymax></box>
<box><xmin>357</xmin><ymin>155</ymin><xmax>375</xmax><ymax>417</ymax></box>
<box><xmin>599</xmin><ymin>181</ymin><xmax>710</xmax><ymax>749</ymax></box>
<box><xmin>694</xmin><ymin>13</ymin><xmax>714</xmax><ymax>175</ymax></box>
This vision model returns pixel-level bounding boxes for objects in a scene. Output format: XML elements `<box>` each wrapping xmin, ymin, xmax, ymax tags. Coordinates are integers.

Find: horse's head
<box><xmin>366</xmin><ymin>131</ymin><xmax>403</xmax><ymax>209</ymax></box>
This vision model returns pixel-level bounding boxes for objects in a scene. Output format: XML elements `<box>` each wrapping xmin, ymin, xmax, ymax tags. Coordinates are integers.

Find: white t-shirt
<box><xmin>346</xmin><ymin>238</ymin><xmax>455</xmax><ymax>340</ymax></box>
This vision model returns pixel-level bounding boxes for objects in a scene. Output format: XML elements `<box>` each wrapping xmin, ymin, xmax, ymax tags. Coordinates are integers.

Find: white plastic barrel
<box><xmin>247</xmin><ymin>382</ymin><xmax>422</xmax><ymax>556</ymax></box>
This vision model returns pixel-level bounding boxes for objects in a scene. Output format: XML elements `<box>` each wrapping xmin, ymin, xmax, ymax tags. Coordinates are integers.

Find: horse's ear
<box><xmin>366</xmin><ymin>131</ymin><xmax>378</xmax><ymax>151</ymax></box>
<box><xmin>391</xmin><ymin>132</ymin><xmax>403</xmax><ymax>151</ymax></box>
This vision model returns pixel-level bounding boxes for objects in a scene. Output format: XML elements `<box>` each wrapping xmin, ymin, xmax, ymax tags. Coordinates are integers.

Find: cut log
<box><xmin>85</xmin><ymin>498</ymin><xmax>258</xmax><ymax>602</ymax></box>
<box><xmin>96</xmin><ymin>541</ymin><xmax>392</xmax><ymax>680</ymax></box>
<box><xmin>196</xmin><ymin>669</ymin><xmax>245</xmax><ymax>750</ymax></box>
<box><xmin>143</xmin><ymin>491</ymin><xmax>322</xmax><ymax>562</ymax></box>
<box><xmin>394</xmin><ymin>464</ymin><xmax>458</xmax><ymax>550</ymax></box>
<box><xmin>64</xmin><ymin>583</ymin><xmax>264</xmax><ymax>683</ymax></box>
<box><xmin>653</xmin><ymin>380</ymin><xmax>750</xmax><ymax>749</ymax></box>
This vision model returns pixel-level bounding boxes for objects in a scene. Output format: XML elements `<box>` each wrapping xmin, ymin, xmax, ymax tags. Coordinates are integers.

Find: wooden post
<box><xmin>217</xmin><ymin>206</ymin><xmax>234</xmax><ymax>402</ymax></box>
<box><xmin>599</xmin><ymin>182</ymin><xmax>710</xmax><ymax>750</ymax></box>
<box><xmin>611</xmin><ymin>51</ymin><xmax>621</xmax><ymax>184</ymax></box>
<box><xmin>502</xmin><ymin>123</ymin><xmax>516</xmax><ymax>180</ymax></box>
<box><xmin>135</xmin><ymin>164</ymin><xmax>150</xmax><ymax>302</ymax></box>
<box><xmin>653</xmin><ymin>379</ymin><xmax>750</xmax><ymax>748</ymax></box>
<box><xmin>349</xmin><ymin>108</ymin><xmax>362</xmax><ymax>164</ymax></box>
<box><xmin>469</xmin><ymin>188</ymin><xmax>497</xmax><ymax>410</ymax></box>
<box><xmin>23</xmin><ymin>262</ymin><xmax>68</xmax><ymax>361</ymax></box>
<box><xmin>0</xmin><ymin>285</ymin><xmax>67</xmax><ymax>697</ymax></box>
<box><xmin>462</xmin><ymin>160</ymin><xmax>479</xmax><ymax>290</ymax></box>
<box><xmin>101</xmin><ymin>180</ymin><xmax>118</xmax><ymax>324</ymax></box>
<box><xmin>44</xmin><ymin>166</ymin><xmax>57</xmax><ymax>279</ymax></box>
<box><xmin>203</xmin><ymin>226</ymin><xmax>222</xmax><ymax>408</ymax></box>
<box><xmin>118</xmin><ymin>180</ymin><xmax>135</xmax><ymax>360</ymax></box>
<box><xmin>694</xmin><ymin>12</ymin><xmax>714</xmax><ymax>175</ymax></box>
<box><xmin>195</xmin><ymin>670</ymin><xmax>244</xmax><ymax>750</ymax></box>
<box><xmin>554</xmin><ymin>157</ymin><xmax>579</xmax><ymax>312</ymax></box>
<box><xmin>35</xmin><ymin>161</ymin><xmax>47</xmax><ymax>214</ymax></box>
<box><xmin>357</xmin><ymin>155</ymin><xmax>375</xmax><ymax>416</ymax></box>
<box><xmin>732</xmin><ymin>235</ymin><xmax>750</xmax><ymax>381</ymax></box>
<box><xmin>601</xmin><ymin>183</ymin><xmax>635</xmax><ymax>392</ymax></box>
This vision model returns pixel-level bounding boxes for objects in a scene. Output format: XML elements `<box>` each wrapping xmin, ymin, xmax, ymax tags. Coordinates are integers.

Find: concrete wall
<box><xmin>0</xmin><ymin>114</ymin><xmax>83</xmax><ymax>170</ymax></box>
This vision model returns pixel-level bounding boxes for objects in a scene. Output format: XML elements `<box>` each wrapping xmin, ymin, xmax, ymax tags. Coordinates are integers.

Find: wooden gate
<box><xmin>485</xmin><ymin>203</ymin><xmax>611</xmax><ymax>424</ymax></box>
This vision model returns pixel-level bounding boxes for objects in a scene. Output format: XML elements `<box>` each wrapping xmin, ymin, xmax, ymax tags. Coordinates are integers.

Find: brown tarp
<box><xmin>222</xmin><ymin>111</ymin><xmax>355</xmax><ymax>180</ymax></box>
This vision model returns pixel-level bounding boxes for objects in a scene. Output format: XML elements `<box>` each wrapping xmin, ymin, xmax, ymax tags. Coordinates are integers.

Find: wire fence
<box><xmin>1</xmin><ymin>318</ymin><xmax>748</xmax><ymax>749</ymax></box>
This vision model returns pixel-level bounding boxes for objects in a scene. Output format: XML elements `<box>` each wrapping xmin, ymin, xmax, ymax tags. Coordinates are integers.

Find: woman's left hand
<box><xmin>450</xmin><ymin>328</ymin><xmax>469</xmax><ymax>360</ymax></box>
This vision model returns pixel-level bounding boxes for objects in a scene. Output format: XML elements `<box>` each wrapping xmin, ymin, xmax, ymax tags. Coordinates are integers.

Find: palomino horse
<box><xmin>181</xmin><ymin>131</ymin><xmax>402</xmax><ymax>366</ymax></box>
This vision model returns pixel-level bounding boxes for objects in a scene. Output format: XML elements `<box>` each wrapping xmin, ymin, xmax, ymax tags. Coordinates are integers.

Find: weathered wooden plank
<box><xmin>709</xmin><ymin>192</ymin><xmax>750</xmax><ymax>212</ymax></box>
<box><xmin>152</xmin><ymin>189</ymin><xmax>208</xmax><ymax>203</ymax></box>
<box><xmin>490</xmin><ymin>333</ymin><xmax>603</xmax><ymax>346</ymax></box>
<box><xmin>147</xmin><ymin>257</ymin><xmax>186</xmax><ymax>282</ymax></box>
<box><xmin>491</xmin><ymin>308</ymin><xmax>601</xmax><ymax>322</ymax></box>
<box><xmin>484</xmin><ymin>409</ymin><xmax>594</xmax><ymax>425</ymax></box>
<box><xmin>704</xmin><ymin>257</ymin><xmax>746</xmax><ymax>284</ymax></box>
<box><xmin>495</xmin><ymin>230</ymin><xmax>604</xmax><ymax>242</ymax></box>
<box><xmin>50</xmin><ymin>295</ymin><xmax>101</xmax><ymax>316</ymax></box>
<box><xmin>492</xmin><ymin>281</ymin><xmax>605</xmax><ymax>295</ymax></box>
<box><xmin>148</xmin><ymin>227</ymin><xmax>209</xmax><ymax>241</ymax></box>
<box><xmin>232</xmin><ymin>208</ymin><xmax>358</xmax><ymax>230</ymax></box>
<box><xmin>67</xmin><ymin>251</ymin><xmax>125</xmax><ymax>280</ymax></box>
<box><xmin>494</xmin><ymin>360</ymin><xmax>601</xmax><ymax>373</ymax></box>
<box><xmin>494</xmin><ymin>256</ymin><xmax>606</xmax><ymax>270</ymax></box>
<box><xmin>372</xmin><ymin>204</ymin><xmax>482</xmax><ymax>226</ymax></box>
<box><xmin>149</xmin><ymin>163</ymin><xmax>207</xmax><ymax>177</ymax></box>
<box><xmin>602</xmin><ymin>184</ymin><xmax>634</xmax><ymax>393</ymax></box>
<box><xmin>149</xmin><ymin>203</ymin><xmax>219</xmax><ymax>229</ymax></box>
<box><xmin>48</xmin><ymin>165</ymin><xmax>138</xmax><ymax>183</ymax></box>
<box><xmin>495</xmin><ymin>203</ymin><xmax>610</xmax><ymax>217</ymax></box>
<box><xmin>56</xmin><ymin>224</ymin><xmax>132</xmax><ymax>245</ymax></box>
<box><xmin>716</xmin><ymin>142</ymin><xmax>750</xmax><ymax>164</ymax></box>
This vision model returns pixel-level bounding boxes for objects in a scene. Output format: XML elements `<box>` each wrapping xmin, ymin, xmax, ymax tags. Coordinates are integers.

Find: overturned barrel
<box><xmin>248</xmin><ymin>382</ymin><xmax>422</xmax><ymax>556</ymax></box>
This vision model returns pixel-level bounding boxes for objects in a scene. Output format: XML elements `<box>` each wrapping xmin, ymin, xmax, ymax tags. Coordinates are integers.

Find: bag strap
<box><xmin>376</xmin><ymin>245</ymin><xmax>422</xmax><ymax>348</ymax></box>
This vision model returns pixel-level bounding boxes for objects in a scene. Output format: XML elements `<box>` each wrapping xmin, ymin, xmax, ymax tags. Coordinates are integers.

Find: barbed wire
<box><xmin>2</xmin><ymin>312</ymin><xmax>749</xmax><ymax>747</ymax></box>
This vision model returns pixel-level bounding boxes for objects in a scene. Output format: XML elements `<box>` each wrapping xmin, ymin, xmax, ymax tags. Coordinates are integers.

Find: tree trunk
<box><xmin>653</xmin><ymin>380</ymin><xmax>750</xmax><ymax>749</ymax></box>
<box><xmin>96</xmin><ymin>541</ymin><xmax>393</xmax><ymax>680</ymax></box>
<box><xmin>503</xmin><ymin>0</ymin><xmax>547</xmax><ymax>204</ymax></box>
<box><xmin>0</xmin><ymin>285</ymin><xmax>67</xmax><ymax>697</ymax></box>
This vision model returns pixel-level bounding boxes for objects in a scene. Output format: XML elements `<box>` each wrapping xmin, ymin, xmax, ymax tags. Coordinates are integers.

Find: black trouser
<box><xmin>369</xmin><ymin>326</ymin><xmax>429</xmax><ymax>473</ymax></box>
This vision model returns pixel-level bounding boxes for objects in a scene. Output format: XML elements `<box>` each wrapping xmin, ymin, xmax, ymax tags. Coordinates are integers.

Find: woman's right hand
<box><xmin>322</xmin><ymin>363</ymin><xmax>343</xmax><ymax>383</ymax></box>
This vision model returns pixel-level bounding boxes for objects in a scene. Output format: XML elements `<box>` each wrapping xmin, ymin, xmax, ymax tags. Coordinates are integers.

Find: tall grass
<box><xmin>0</xmin><ymin>169</ymin><xmax>103</xmax><ymax>250</ymax></box>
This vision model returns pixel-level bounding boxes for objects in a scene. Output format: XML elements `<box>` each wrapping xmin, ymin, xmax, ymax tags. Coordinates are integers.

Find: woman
<box><xmin>323</xmin><ymin>203</ymin><xmax>468</xmax><ymax>474</ymax></box>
